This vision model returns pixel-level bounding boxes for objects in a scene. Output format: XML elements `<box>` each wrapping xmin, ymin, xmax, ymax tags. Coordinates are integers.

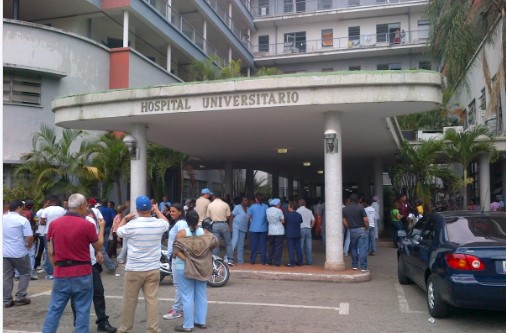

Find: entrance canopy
<box><xmin>53</xmin><ymin>71</ymin><xmax>443</xmax><ymax>180</ymax></box>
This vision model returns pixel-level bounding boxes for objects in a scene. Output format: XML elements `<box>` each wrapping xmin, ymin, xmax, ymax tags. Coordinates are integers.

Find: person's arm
<box><xmin>95</xmin><ymin>250</ymin><xmax>104</xmax><ymax>265</ymax></box>
<box><xmin>152</xmin><ymin>204</ymin><xmax>168</xmax><ymax>222</ymax></box>
<box><xmin>342</xmin><ymin>217</ymin><xmax>349</xmax><ymax>229</ymax></box>
<box><xmin>25</xmin><ymin>236</ymin><xmax>34</xmax><ymax>248</ymax></box>
<box><xmin>363</xmin><ymin>216</ymin><xmax>369</xmax><ymax>229</ymax></box>
<box><xmin>91</xmin><ymin>218</ymin><xmax>105</xmax><ymax>253</ymax></box>
<box><xmin>47</xmin><ymin>239</ymin><xmax>55</xmax><ymax>266</ymax></box>
<box><xmin>310</xmin><ymin>213</ymin><xmax>315</xmax><ymax>228</ymax></box>
<box><xmin>174</xmin><ymin>229</ymin><xmax>187</xmax><ymax>260</ymax></box>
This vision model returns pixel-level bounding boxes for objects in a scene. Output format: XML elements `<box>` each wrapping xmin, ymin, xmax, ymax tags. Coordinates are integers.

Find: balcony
<box><xmin>252</xmin><ymin>29</ymin><xmax>427</xmax><ymax>58</ymax></box>
<box><xmin>252</xmin><ymin>0</ymin><xmax>426</xmax><ymax>18</ymax></box>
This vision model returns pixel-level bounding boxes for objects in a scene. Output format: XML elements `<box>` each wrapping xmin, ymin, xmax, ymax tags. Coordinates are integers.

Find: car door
<box><xmin>410</xmin><ymin>219</ymin><xmax>436</xmax><ymax>287</ymax></box>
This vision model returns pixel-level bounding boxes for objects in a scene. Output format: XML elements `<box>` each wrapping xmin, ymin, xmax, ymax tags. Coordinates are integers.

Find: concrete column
<box><xmin>225</xmin><ymin>162</ymin><xmax>233</xmax><ymax>199</ymax></box>
<box><xmin>167</xmin><ymin>0</ymin><xmax>172</xmax><ymax>19</ymax></box>
<box><xmin>167</xmin><ymin>44</ymin><xmax>172</xmax><ymax>73</ymax></box>
<box><xmin>129</xmin><ymin>124</ymin><xmax>148</xmax><ymax>214</ymax></box>
<box><xmin>479</xmin><ymin>153</ymin><xmax>491</xmax><ymax>211</ymax></box>
<box><xmin>245</xmin><ymin>168</ymin><xmax>254</xmax><ymax>198</ymax></box>
<box><xmin>203</xmin><ymin>21</ymin><xmax>207</xmax><ymax>53</ymax></box>
<box><xmin>272</xmin><ymin>171</ymin><xmax>279</xmax><ymax>198</ymax></box>
<box><xmin>123</xmin><ymin>11</ymin><xmax>129</xmax><ymax>48</ymax></box>
<box><xmin>324</xmin><ymin>111</ymin><xmax>344</xmax><ymax>271</ymax></box>
<box><xmin>228</xmin><ymin>2</ymin><xmax>233</xmax><ymax>27</ymax></box>
<box><xmin>373</xmin><ymin>158</ymin><xmax>384</xmax><ymax>233</ymax></box>
<box><xmin>501</xmin><ymin>157</ymin><xmax>506</xmax><ymax>200</ymax></box>
<box><xmin>287</xmin><ymin>176</ymin><xmax>294</xmax><ymax>199</ymax></box>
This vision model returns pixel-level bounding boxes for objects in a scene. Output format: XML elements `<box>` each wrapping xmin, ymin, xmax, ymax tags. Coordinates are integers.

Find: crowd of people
<box><xmin>4</xmin><ymin>189</ymin><xmax>384</xmax><ymax>332</ymax></box>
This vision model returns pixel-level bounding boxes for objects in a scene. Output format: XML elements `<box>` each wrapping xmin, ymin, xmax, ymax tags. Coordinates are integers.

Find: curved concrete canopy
<box><xmin>52</xmin><ymin>71</ymin><xmax>443</xmax><ymax>179</ymax></box>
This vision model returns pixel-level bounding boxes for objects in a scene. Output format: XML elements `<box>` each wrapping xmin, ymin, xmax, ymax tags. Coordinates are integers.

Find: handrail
<box><xmin>251</xmin><ymin>29</ymin><xmax>428</xmax><ymax>57</ymax></box>
<box><xmin>252</xmin><ymin>0</ymin><xmax>427</xmax><ymax>18</ymax></box>
<box><xmin>143</xmin><ymin>0</ymin><xmax>227</xmax><ymax>66</ymax></box>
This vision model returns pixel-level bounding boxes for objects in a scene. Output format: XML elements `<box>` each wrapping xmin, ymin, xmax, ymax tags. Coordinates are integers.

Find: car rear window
<box><xmin>445</xmin><ymin>216</ymin><xmax>506</xmax><ymax>244</ymax></box>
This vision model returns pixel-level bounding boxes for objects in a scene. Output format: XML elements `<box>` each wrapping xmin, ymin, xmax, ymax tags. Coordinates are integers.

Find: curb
<box><xmin>231</xmin><ymin>269</ymin><xmax>371</xmax><ymax>283</ymax></box>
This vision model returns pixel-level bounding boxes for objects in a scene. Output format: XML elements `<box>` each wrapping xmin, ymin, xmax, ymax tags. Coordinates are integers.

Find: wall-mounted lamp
<box><xmin>123</xmin><ymin>134</ymin><xmax>139</xmax><ymax>160</ymax></box>
<box><xmin>324</xmin><ymin>132</ymin><xmax>337</xmax><ymax>154</ymax></box>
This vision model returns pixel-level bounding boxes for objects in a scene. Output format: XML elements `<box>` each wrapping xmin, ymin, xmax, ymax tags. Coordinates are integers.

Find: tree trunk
<box><xmin>463</xmin><ymin>168</ymin><xmax>468</xmax><ymax>210</ymax></box>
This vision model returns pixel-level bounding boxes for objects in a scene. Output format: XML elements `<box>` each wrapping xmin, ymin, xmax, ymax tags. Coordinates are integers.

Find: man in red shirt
<box><xmin>42</xmin><ymin>193</ymin><xmax>104</xmax><ymax>333</ymax></box>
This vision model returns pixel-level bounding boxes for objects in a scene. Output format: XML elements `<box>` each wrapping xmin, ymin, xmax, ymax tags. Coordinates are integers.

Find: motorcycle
<box><xmin>160</xmin><ymin>250</ymin><xmax>230</xmax><ymax>288</ymax></box>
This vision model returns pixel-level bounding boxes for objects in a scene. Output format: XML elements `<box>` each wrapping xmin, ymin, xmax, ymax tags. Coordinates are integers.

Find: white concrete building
<box><xmin>3</xmin><ymin>0</ymin><xmax>432</xmax><ymax>202</ymax></box>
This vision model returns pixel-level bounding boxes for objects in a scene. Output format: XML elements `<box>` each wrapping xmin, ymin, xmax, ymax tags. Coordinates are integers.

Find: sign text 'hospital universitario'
<box><xmin>140</xmin><ymin>91</ymin><xmax>300</xmax><ymax>113</ymax></box>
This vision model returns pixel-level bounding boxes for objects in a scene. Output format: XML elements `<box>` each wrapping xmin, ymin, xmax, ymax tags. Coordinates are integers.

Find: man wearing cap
<box><xmin>116</xmin><ymin>195</ymin><xmax>170</xmax><ymax>333</ymax></box>
<box><xmin>40</xmin><ymin>196</ymin><xmax>66</xmax><ymax>279</ymax></box>
<box><xmin>195</xmin><ymin>188</ymin><xmax>213</xmax><ymax>225</ymax></box>
<box><xmin>206</xmin><ymin>191</ymin><xmax>234</xmax><ymax>265</ymax></box>
<box><xmin>3</xmin><ymin>200</ymin><xmax>34</xmax><ymax>308</ymax></box>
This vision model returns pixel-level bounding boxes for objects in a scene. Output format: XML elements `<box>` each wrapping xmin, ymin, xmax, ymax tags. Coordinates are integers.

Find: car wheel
<box><xmin>426</xmin><ymin>275</ymin><xmax>450</xmax><ymax>318</ymax></box>
<box><xmin>397</xmin><ymin>256</ymin><xmax>412</xmax><ymax>285</ymax></box>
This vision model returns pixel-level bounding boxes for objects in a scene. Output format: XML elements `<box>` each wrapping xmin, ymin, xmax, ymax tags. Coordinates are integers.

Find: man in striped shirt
<box><xmin>116</xmin><ymin>195</ymin><xmax>169</xmax><ymax>333</ymax></box>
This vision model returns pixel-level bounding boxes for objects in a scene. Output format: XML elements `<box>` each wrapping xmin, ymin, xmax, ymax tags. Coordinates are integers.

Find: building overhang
<box><xmin>52</xmin><ymin>71</ymin><xmax>443</xmax><ymax>180</ymax></box>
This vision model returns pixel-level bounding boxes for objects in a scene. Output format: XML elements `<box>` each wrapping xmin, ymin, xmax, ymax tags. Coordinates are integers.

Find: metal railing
<box><xmin>252</xmin><ymin>0</ymin><xmax>427</xmax><ymax>18</ymax></box>
<box><xmin>251</xmin><ymin>29</ymin><xmax>428</xmax><ymax>57</ymax></box>
<box><xmin>143</xmin><ymin>0</ymin><xmax>227</xmax><ymax>67</ymax></box>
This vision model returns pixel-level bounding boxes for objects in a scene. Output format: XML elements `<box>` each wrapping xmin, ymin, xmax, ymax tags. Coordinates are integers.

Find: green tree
<box><xmin>443</xmin><ymin>126</ymin><xmax>499</xmax><ymax>209</ymax></box>
<box><xmin>15</xmin><ymin>125</ymin><xmax>100</xmax><ymax>202</ymax></box>
<box><xmin>391</xmin><ymin>139</ymin><xmax>459</xmax><ymax>210</ymax></box>
<box><xmin>221</xmin><ymin>59</ymin><xmax>242</xmax><ymax>79</ymax></box>
<box><xmin>189</xmin><ymin>55</ymin><xmax>220</xmax><ymax>81</ymax></box>
<box><xmin>255</xmin><ymin>66</ymin><xmax>282</xmax><ymax>76</ymax></box>
<box><xmin>89</xmin><ymin>132</ymin><xmax>130</xmax><ymax>203</ymax></box>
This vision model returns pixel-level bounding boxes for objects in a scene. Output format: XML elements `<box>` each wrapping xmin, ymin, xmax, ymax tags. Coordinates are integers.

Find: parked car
<box><xmin>397</xmin><ymin>211</ymin><xmax>506</xmax><ymax>318</ymax></box>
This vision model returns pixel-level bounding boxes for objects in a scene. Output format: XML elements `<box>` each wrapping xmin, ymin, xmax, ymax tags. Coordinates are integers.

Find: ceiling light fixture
<box><xmin>303</xmin><ymin>162</ymin><xmax>311</xmax><ymax>167</ymax></box>
<box><xmin>277</xmin><ymin>148</ymin><xmax>288</xmax><ymax>154</ymax></box>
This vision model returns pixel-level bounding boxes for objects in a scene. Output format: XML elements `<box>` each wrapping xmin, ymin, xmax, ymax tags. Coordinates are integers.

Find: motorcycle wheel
<box><xmin>207</xmin><ymin>259</ymin><xmax>229</xmax><ymax>287</ymax></box>
<box><xmin>159</xmin><ymin>272</ymin><xmax>173</xmax><ymax>285</ymax></box>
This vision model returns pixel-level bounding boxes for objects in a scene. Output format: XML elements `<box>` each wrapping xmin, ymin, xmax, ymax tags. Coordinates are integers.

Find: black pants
<box><xmin>34</xmin><ymin>235</ymin><xmax>45</xmax><ymax>268</ymax></box>
<box><xmin>71</xmin><ymin>264</ymin><xmax>108</xmax><ymax>326</ymax></box>
<box><xmin>267</xmin><ymin>235</ymin><xmax>284</xmax><ymax>266</ymax></box>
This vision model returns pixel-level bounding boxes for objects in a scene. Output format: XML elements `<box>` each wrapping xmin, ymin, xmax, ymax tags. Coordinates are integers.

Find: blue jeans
<box><xmin>343</xmin><ymin>229</ymin><xmax>350</xmax><ymax>254</ymax></box>
<box><xmin>368</xmin><ymin>227</ymin><xmax>376</xmax><ymax>254</ymax></box>
<box><xmin>43</xmin><ymin>236</ymin><xmax>53</xmax><ymax>275</ymax></box>
<box><xmin>286</xmin><ymin>237</ymin><xmax>303</xmax><ymax>265</ymax></box>
<box><xmin>212</xmin><ymin>222</ymin><xmax>233</xmax><ymax>262</ymax></box>
<box><xmin>175</xmin><ymin>268</ymin><xmax>207</xmax><ymax>329</ymax></box>
<box><xmin>249</xmin><ymin>231</ymin><xmax>267</xmax><ymax>264</ymax></box>
<box><xmin>349</xmin><ymin>228</ymin><xmax>368</xmax><ymax>270</ymax></box>
<box><xmin>103</xmin><ymin>227</ymin><xmax>111</xmax><ymax>253</ymax></box>
<box><xmin>231</xmin><ymin>227</ymin><xmax>247</xmax><ymax>264</ymax></box>
<box><xmin>42</xmin><ymin>274</ymin><xmax>93</xmax><ymax>333</ymax></box>
<box><xmin>300</xmin><ymin>228</ymin><xmax>313</xmax><ymax>265</ymax></box>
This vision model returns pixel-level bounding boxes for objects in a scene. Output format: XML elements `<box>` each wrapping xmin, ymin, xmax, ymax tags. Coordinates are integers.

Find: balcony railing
<box><xmin>205</xmin><ymin>0</ymin><xmax>251</xmax><ymax>51</ymax></box>
<box><xmin>252</xmin><ymin>0</ymin><xmax>427</xmax><ymax>18</ymax></box>
<box><xmin>143</xmin><ymin>0</ymin><xmax>227</xmax><ymax>67</ymax></box>
<box><xmin>252</xmin><ymin>29</ymin><xmax>428</xmax><ymax>57</ymax></box>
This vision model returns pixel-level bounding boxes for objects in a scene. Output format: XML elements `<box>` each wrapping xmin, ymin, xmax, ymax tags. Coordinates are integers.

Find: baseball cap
<box><xmin>201</xmin><ymin>188</ymin><xmax>213</xmax><ymax>195</ymax></box>
<box><xmin>136</xmin><ymin>195</ymin><xmax>152</xmax><ymax>211</ymax></box>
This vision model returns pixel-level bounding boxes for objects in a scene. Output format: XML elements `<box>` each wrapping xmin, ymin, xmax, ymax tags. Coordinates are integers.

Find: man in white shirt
<box><xmin>116</xmin><ymin>195</ymin><xmax>169</xmax><ymax>333</ymax></box>
<box><xmin>364</xmin><ymin>198</ymin><xmax>377</xmax><ymax>256</ymax></box>
<box><xmin>206</xmin><ymin>191</ymin><xmax>233</xmax><ymax>265</ymax></box>
<box><xmin>195</xmin><ymin>188</ymin><xmax>213</xmax><ymax>225</ymax></box>
<box><xmin>296</xmin><ymin>199</ymin><xmax>315</xmax><ymax>265</ymax></box>
<box><xmin>40</xmin><ymin>196</ymin><xmax>66</xmax><ymax>279</ymax></box>
<box><xmin>3</xmin><ymin>200</ymin><xmax>34</xmax><ymax>307</ymax></box>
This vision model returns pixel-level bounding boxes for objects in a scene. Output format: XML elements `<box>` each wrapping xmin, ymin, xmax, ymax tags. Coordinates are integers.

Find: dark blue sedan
<box><xmin>397</xmin><ymin>211</ymin><xmax>506</xmax><ymax>317</ymax></box>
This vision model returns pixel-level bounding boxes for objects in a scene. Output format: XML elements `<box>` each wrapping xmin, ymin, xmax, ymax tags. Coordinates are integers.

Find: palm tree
<box><xmin>255</xmin><ymin>66</ymin><xmax>282</xmax><ymax>76</ymax></box>
<box><xmin>189</xmin><ymin>55</ymin><xmax>221</xmax><ymax>81</ymax></box>
<box><xmin>89</xmin><ymin>132</ymin><xmax>130</xmax><ymax>203</ymax></box>
<box><xmin>15</xmin><ymin>124</ymin><xmax>100</xmax><ymax>202</ymax></box>
<box><xmin>220</xmin><ymin>59</ymin><xmax>242</xmax><ymax>79</ymax></box>
<box><xmin>390</xmin><ymin>139</ymin><xmax>459</xmax><ymax>211</ymax></box>
<box><xmin>443</xmin><ymin>126</ymin><xmax>499</xmax><ymax>209</ymax></box>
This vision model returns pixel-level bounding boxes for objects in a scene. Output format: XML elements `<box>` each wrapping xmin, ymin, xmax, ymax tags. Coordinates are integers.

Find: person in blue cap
<box><xmin>195</xmin><ymin>188</ymin><xmax>213</xmax><ymax>225</ymax></box>
<box><xmin>116</xmin><ymin>195</ymin><xmax>169</xmax><ymax>333</ymax></box>
<box><xmin>266</xmin><ymin>198</ymin><xmax>285</xmax><ymax>266</ymax></box>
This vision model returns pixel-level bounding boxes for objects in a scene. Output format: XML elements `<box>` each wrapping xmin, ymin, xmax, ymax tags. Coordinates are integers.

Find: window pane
<box><xmin>322</xmin><ymin>29</ymin><xmax>333</xmax><ymax>46</ymax></box>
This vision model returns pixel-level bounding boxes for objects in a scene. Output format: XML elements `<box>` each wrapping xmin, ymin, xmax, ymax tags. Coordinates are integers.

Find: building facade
<box><xmin>3</xmin><ymin>0</ymin><xmax>432</xmax><ymax>203</ymax></box>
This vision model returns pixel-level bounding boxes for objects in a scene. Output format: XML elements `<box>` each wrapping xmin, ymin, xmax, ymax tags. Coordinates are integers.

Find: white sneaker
<box><xmin>37</xmin><ymin>268</ymin><xmax>45</xmax><ymax>273</ymax></box>
<box><xmin>162</xmin><ymin>309</ymin><xmax>182</xmax><ymax>320</ymax></box>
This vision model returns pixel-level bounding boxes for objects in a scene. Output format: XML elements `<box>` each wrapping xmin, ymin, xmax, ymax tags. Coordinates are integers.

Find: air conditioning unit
<box><xmin>260</xmin><ymin>6</ymin><xmax>268</xmax><ymax>16</ymax></box>
<box><xmin>443</xmin><ymin>126</ymin><xmax>464</xmax><ymax>134</ymax></box>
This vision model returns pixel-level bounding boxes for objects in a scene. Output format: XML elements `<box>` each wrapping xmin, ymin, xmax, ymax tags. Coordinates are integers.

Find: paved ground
<box><xmin>3</xmin><ymin>238</ymin><xmax>506</xmax><ymax>333</ymax></box>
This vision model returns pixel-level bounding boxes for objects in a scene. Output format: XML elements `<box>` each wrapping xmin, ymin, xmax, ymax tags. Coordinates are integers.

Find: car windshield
<box><xmin>446</xmin><ymin>216</ymin><xmax>506</xmax><ymax>244</ymax></box>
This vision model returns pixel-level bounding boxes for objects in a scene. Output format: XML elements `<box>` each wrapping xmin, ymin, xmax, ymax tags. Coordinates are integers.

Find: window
<box><xmin>3</xmin><ymin>72</ymin><xmax>42</xmax><ymax>106</ymax></box>
<box><xmin>284</xmin><ymin>0</ymin><xmax>306</xmax><ymax>13</ymax></box>
<box><xmin>377</xmin><ymin>63</ymin><xmax>401</xmax><ymax>70</ymax></box>
<box><xmin>258</xmin><ymin>0</ymin><xmax>269</xmax><ymax>15</ymax></box>
<box><xmin>348</xmin><ymin>26</ymin><xmax>360</xmax><ymax>47</ymax></box>
<box><xmin>349</xmin><ymin>65</ymin><xmax>361</xmax><ymax>71</ymax></box>
<box><xmin>258</xmin><ymin>35</ymin><xmax>270</xmax><ymax>52</ymax></box>
<box><xmin>376</xmin><ymin>23</ymin><xmax>400</xmax><ymax>43</ymax></box>
<box><xmin>284</xmin><ymin>32</ymin><xmax>306</xmax><ymax>53</ymax></box>
<box><xmin>318</xmin><ymin>0</ymin><xmax>332</xmax><ymax>9</ymax></box>
<box><xmin>479</xmin><ymin>87</ymin><xmax>486</xmax><ymax>110</ymax></box>
<box><xmin>418</xmin><ymin>20</ymin><xmax>429</xmax><ymax>40</ymax></box>
<box><xmin>322</xmin><ymin>29</ymin><xmax>333</xmax><ymax>47</ymax></box>
<box><xmin>419</xmin><ymin>61</ymin><xmax>431</xmax><ymax>70</ymax></box>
